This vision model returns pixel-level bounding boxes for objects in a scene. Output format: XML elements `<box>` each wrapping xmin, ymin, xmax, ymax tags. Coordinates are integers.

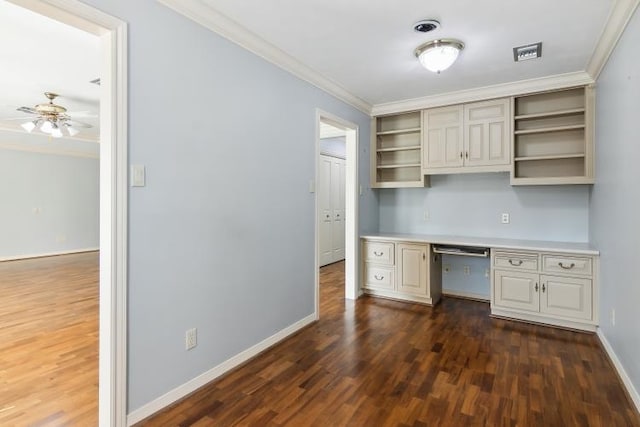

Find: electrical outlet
<box><xmin>501</xmin><ymin>213</ymin><xmax>510</xmax><ymax>224</ymax></box>
<box><xmin>423</xmin><ymin>210</ymin><xmax>430</xmax><ymax>221</ymax></box>
<box><xmin>485</xmin><ymin>269</ymin><xmax>490</xmax><ymax>278</ymax></box>
<box><xmin>443</xmin><ymin>264</ymin><xmax>451</xmax><ymax>273</ymax></box>
<box><xmin>463</xmin><ymin>266</ymin><xmax>470</xmax><ymax>276</ymax></box>
<box><xmin>611</xmin><ymin>309</ymin><xmax>616</xmax><ymax>327</ymax></box>
<box><xmin>185</xmin><ymin>328</ymin><xmax>197</xmax><ymax>350</ymax></box>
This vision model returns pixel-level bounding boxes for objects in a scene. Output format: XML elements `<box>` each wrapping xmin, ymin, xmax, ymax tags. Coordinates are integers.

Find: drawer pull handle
<box><xmin>558</xmin><ymin>262</ymin><xmax>575</xmax><ymax>270</ymax></box>
<box><xmin>374</xmin><ymin>274</ymin><xmax>384</xmax><ymax>280</ymax></box>
<box><xmin>508</xmin><ymin>259</ymin><xmax>523</xmax><ymax>266</ymax></box>
<box><xmin>373</xmin><ymin>251</ymin><xmax>384</xmax><ymax>256</ymax></box>
<box><xmin>535</xmin><ymin>282</ymin><xmax>539</xmax><ymax>292</ymax></box>
<box><xmin>542</xmin><ymin>283</ymin><xmax>546</xmax><ymax>292</ymax></box>
<box><xmin>460</xmin><ymin>152</ymin><xmax>463</xmax><ymax>159</ymax></box>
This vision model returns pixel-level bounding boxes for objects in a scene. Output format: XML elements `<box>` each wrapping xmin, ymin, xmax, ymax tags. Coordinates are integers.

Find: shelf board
<box><xmin>514</xmin><ymin>153</ymin><xmax>586</xmax><ymax>162</ymax></box>
<box><xmin>377</xmin><ymin>163</ymin><xmax>421</xmax><ymax>169</ymax></box>
<box><xmin>514</xmin><ymin>108</ymin><xmax>585</xmax><ymax>120</ymax></box>
<box><xmin>376</xmin><ymin>145</ymin><xmax>421</xmax><ymax>153</ymax></box>
<box><xmin>376</xmin><ymin>127</ymin><xmax>421</xmax><ymax>136</ymax></box>
<box><xmin>514</xmin><ymin>124</ymin><xmax>585</xmax><ymax>135</ymax></box>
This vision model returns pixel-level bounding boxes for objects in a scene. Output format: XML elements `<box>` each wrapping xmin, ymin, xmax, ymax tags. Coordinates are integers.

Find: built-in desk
<box><xmin>360</xmin><ymin>233</ymin><xmax>599</xmax><ymax>332</ymax></box>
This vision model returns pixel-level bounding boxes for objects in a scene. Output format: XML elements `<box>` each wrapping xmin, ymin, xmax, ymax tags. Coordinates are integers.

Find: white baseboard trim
<box><xmin>596</xmin><ymin>328</ymin><xmax>640</xmax><ymax>413</ymax></box>
<box><xmin>442</xmin><ymin>290</ymin><xmax>490</xmax><ymax>302</ymax></box>
<box><xmin>126</xmin><ymin>313</ymin><xmax>317</xmax><ymax>426</ymax></box>
<box><xmin>0</xmin><ymin>247</ymin><xmax>99</xmax><ymax>262</ymax></box>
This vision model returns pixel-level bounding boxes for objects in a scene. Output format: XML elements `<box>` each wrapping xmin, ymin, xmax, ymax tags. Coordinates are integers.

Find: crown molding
<box><xmin>371</xmin><ymin>71</ymin><xmax>594</xmax><ymax>116</ymax></box>
<box><xmin>156</xmin><ymin>0</ymin><xmax>372</xmax><ymax>115</ymax></box>
<box><xmin>586</xmin><ymin>0</ymin><xmax>640</xmax><ymax>79</ymax></box>
<box><xmin>0</xmin><ymin>141</ymin><xmax>99</xmax><ymax>158</ymax></box>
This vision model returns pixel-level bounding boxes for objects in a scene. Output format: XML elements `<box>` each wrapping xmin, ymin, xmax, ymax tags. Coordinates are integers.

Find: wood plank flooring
<box><xmin>139</xmin><ymin>261</ymin><xmax>640</xmax><ymax>426</ymax></box>
<box><xmin>0</xmin><ymin>252</ymin><xmax>99</xmax><ymax>426</ymax></box>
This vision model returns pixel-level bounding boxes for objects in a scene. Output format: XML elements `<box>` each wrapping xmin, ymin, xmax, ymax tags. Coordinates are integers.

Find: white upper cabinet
<box><xmin>423</xmin><ymin>105</ymin><xmax>464</xmax><ymax>170</ymax></box>
<box><xmin>423</xmin><ymin>98</ymin><xmax>510</xmax><ymax>175</ymax></box>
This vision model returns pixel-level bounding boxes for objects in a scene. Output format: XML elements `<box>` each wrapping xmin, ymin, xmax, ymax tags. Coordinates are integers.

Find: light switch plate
<box><xmin>501</xmin><ymin>213</ymin><xmax>510</xmax><ymax>224</ymax></box>
<box><xmin>131</xmin><ymin>165</ymin><xmax>145</xmax><ymax>187</ymax></box>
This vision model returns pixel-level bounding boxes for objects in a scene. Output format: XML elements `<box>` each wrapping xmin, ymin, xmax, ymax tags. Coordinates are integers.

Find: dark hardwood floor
<box><xmin>138</xmin><ymin>260</ymin><xmax>640</xmax><ymax>426</ymax></box>
<box><xmin>0</xmin><ymin>252</ymin><xmax>99</xmax><ymax>426</ymax></box>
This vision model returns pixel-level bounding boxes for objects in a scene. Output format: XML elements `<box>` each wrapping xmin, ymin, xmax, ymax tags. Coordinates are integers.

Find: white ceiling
<box><xmin>0</xmin><ymin>0</ymin><xmax>100</xmax><ymax>140</ymax></box>
<box><xmin>201</xmin><ymin>0</ymin><xmax>613</xmax><ymax>106</ymax></box>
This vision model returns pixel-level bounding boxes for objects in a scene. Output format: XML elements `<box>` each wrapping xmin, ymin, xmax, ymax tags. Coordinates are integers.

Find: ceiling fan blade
<box><xmin>16</xmin><ymin>106</ymin><xmax>38</xmax><ymax>114</ymax></box>
<box><xmin>67</xmin><ymin>111</ymin><xmax>98</xmax><ymax>118</ymax></box>
<box><xmin>66</xmin><ymin>119</ymin><xmax>93</xmax><ymax>128</ymax></box>
<box><xmin>2</xmin><ymin>116</ymin><xmax>36</xmax><ymax>121</ymax></box>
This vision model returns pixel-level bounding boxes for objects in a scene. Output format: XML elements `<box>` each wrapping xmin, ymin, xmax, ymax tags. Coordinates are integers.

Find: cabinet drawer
<box><xmin>494</xmin><ymin>252</ymin><xmax>538</xmax><ymax>271</ymax></box>
<box><xmin>542</xmin><ymin>255</ymin><xmax>592</xmax><ymax>276</ymax></box>
<box><xmin>364</xmin><ymin>241</ymin><xmax>394</xmax><ymax>265</ymax></box>
<box><xmin>364</xmin><ymin>265</ymin><xmax>394</xmax><ymax>290</ymax></box>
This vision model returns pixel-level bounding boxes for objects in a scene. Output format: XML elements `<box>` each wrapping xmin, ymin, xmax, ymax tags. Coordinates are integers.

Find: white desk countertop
<box><xmin>360</xmin><ymin>233</ymin><xmax>599</xmax><ymax>256</ymax></box>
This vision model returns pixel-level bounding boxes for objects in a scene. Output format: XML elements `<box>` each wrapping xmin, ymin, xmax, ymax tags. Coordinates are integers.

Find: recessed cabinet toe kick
<box><xmin>361</xmin><ymin>235</ymin><xmax>599</xmax><ymax>332</ymax></box>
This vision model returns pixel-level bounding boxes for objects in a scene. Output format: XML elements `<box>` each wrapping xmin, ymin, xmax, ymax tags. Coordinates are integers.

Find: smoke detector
<box><xmin>513</xmin><ymin>42</ymin><xmax>542</xmax><ymax>62</ymax></box>
<box><xmin>413</xmin><ymin>19</ymin><xmax>440</xmax><ymax>33</ymax></box>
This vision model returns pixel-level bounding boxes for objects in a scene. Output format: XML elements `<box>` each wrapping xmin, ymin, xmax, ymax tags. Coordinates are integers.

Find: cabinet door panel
<box><xmin>423</xmin><ymin>106</ymin><xmax>464</xmax><ymax>169</ymax></box>
<box><xmin>494</xmin><ymin>270</ymin><xmax>539</xmax><ymax>312</ymax></box>
<box><xmin>464</xmin><ymin>98</ymin><xmax>510</xmax><ymax>167</ymax></box>
<box><xmin>397</xmin><ymin>243</ymin><xmax>428</xmax><ymax>296</ymax></box>
<box><xmin>541</xmin><ymin>275</ymin><xmax>592</xmax><ymax>320</ymax></box>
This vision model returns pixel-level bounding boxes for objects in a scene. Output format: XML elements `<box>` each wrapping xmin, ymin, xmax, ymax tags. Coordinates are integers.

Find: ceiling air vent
<box><xmin>513</xmin><ymin>42</ymin><xmax>542</xmax><ymax>62</ymax></box>
<box><xmin>89</xmin><ymin>78</ymin><xmax>101</xmax><ymax>85</ymax></box>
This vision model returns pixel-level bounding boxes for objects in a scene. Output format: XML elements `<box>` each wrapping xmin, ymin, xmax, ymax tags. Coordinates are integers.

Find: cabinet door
<box><xmin>423</xmin><ymin>105</ymin><xmax>464</xmax><ymax>170</ymax></box>
<box><xmin>464</xmin><ymin>98</ymin><xmax>510</xmax><ymax>168</ymax></box>
<box><xmin>540</xmin><ymin>275</ymin><xmax>592</xmax><ymax>320</ymax></box>
<box><xmin>493</xmin><ymin>270</ymin><xmax>539</xmax><ymax>313</ymax></box>
<box><xmin>396</xmin><ymin>243</ymin><xmax>428</xmax><ymax>296</ymax></box>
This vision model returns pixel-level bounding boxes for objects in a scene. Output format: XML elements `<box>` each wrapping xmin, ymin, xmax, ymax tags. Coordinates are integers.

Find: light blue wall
<box><xmin>590</xmin><ymin>6</ymin><xmax>640</xmax><ymax>400</ymax></box>
<box><xmin>0</xmin><ymin>145</ymin><xmax>99</xmax><ymax>259</ymax></box>
<box><xmin>320</xmin><ymin>136</ymin><xmax>346</xmax><ymax>158</ymax></box>
<box><xmin>378</xmin><ymin>173</ymin><xmax>590</xmax><ymax>296</ymax></box>
<box><xmin>81</xmin><ymin>0</ymin><xmax>376</xmax><ymax>412</ymax></box>
<box><xmin>379</xmin><ymin>173</ymin><xmax>590</xmax><ymax>241</ymax></box>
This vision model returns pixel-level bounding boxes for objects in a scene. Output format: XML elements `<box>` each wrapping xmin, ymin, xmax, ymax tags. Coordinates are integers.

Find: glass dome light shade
<box><xmin>415</xmin><ymin>39</ymin><xmax>464</xmax><ymax>73</ymax></box>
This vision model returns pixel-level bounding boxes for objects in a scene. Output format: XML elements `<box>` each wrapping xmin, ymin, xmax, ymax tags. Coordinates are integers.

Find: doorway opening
<box><xmin>315</xmin><ymin>110</ymin><xmax>359</xmax><ymax>318</ymax></box>
<box><xmin>3</xmin><ymin>0</ymin><xmax>128</xmax><ymax>425</ymax></box>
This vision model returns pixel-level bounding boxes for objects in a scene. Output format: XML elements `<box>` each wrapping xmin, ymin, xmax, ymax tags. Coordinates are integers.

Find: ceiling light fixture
<box><xmin>415</xmin><ymin>39</ymin><xmax>464</xmax><ymax>73</ymax></box>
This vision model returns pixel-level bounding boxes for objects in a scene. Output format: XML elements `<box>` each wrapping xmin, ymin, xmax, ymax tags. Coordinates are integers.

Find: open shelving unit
<box><xmin>511</xmin><ymin>86</ymin><xmax>594</xmax><ymax>185</ymax></box>
<box><xmin>371</xmin><ymin>111</ymin><xmax>428</xmax><ymax>188</ymax></box>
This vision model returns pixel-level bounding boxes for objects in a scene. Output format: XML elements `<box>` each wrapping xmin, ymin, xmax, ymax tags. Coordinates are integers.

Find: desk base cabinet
<box><xmin>362</xmin><ymin>239</ymin><xmax>442</xmax><ymax>306</ymax></box>
<box><xmin>491</xmin><ymin>250</ymin><xmax>598</xmax><ymax>331</ymax></box>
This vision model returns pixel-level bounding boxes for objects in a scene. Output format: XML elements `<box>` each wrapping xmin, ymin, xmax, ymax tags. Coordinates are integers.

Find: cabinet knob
<box><xmin>460</xmin><ymin>151</ymin><xmax>463</xmax><ymax>159</ymax></box>
<box><xmin>542</xmin><ymin>283</ymin><xmax>546</xmax><ymax>292</ymax></box>
<box><xmin>558</xmin><ymin>262</ymin><xmax>575</xmax><ymax>270</ymax></box>
<box><xmin>465</xmin><ymin>151</ymin><xmax>469</xmax><ymax>159</ymax></box>
<box><xmin>535</xmin><ymin>282</ymin><xmax>539</xmax><ymax>292</ymax></box>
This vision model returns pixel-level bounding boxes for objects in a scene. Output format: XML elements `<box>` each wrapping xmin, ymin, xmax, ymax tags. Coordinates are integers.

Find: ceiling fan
<box><xmin>13</xmin><ymin>92</ymin><xmax>93</xmax><ymax>138</ymax></box>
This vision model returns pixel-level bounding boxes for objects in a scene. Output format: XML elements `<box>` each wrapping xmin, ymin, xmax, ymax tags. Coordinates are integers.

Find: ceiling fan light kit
<box><xmin>18</xmin><ymin>92</ymin><xmax>90</xmax><ymax>138</ymax></box>
<box><xmin>415</xmin><ymin>39</ymin><xmax>465</xmax><ymax>73</ymax></box>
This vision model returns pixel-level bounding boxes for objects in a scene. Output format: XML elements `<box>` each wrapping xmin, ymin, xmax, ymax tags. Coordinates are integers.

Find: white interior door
<box><xmin>331</xmin><ymin>158</ymin><xmax>346</xmax><ymax>262</ymax></box>
<box><xmin>318</xmin><ymin>155</ymin><xmax>333</xmax><ymax>266</ymax></box>
<box><xmin>319</xmin><ymin>154</ymin><xmax>345</xmax><ymax>267</ymax></box>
